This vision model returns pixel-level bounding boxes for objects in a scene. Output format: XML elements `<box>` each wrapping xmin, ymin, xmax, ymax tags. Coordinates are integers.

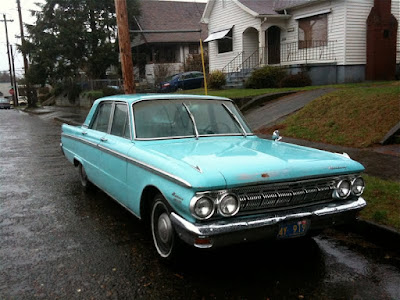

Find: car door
<box><xmin>97</xmin><ymin>102</ymin><xmax>133</xmax><ymax>205</ymax></box>
<box><xmin>81</xmin><ymin>101</ymin><xmax>113</xmax><ymax>187</ymax></box>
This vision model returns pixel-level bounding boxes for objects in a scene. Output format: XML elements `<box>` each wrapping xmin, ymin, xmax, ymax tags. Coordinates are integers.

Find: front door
<box><xmin>267</xmin><ymin>26</ymin><xmax>281</xmax><ymax>65</ymax></box>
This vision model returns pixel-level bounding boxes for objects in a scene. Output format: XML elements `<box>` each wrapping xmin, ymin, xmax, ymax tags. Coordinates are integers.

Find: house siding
<box><xmin>345</xmin><ymin>0</ymin><xmax>374</xmax><ymax>65</ymax></box>
<box><xmin>206</xmin><ymin>0</ymin><xmax>261</xmax><ymax>71</ymax></box>
<box><xmin>205</xmin><ymin>0</ymin><xmax>399</xmax><ymax>81</ymax></box>
<box><xmin>393</xmin><ymin>0</ymin><xmax>400</xmax><ymax>63</ymax></box>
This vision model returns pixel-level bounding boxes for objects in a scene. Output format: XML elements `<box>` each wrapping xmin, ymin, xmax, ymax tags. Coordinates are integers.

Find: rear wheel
<box><xmin>78</xmin><ymin>163</ymin><xmax>92</xmax><ymax>191</ymax></box>
<box><xmin>150</xmin><ymin>194</ymin><xmax>180</xmax><ymax>259</ymax></box>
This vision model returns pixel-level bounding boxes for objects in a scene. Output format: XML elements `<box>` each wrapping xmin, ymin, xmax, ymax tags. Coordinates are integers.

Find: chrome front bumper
<box><xmin>170</xmin><ymin>197</ymin><xmax>366</xmax><ymax>248</ymax></box>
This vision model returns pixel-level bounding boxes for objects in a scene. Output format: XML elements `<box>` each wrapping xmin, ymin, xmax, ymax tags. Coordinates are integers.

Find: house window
<box><xmin>154</xmin><ymin>45</ymin><xmax>176</xmax><ymax>63</ymax></box>
<box><xmin>189</xmin><ymin>44</ymin><xmax>199</xmax><ymax>55</ymax></box>
<box><xmin>218</xmin><ymin>28</ymin><xmax>233</xmax><ymax>53</ymax></box>
<box><xmin>298</xmin><ymin>14</ymin><xmax>327</xmax><ymax>49</ymax></box>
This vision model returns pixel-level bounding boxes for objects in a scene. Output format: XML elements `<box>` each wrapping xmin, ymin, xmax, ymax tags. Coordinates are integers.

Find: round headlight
<box><xmin>351</xmin><ymin>177</ymin><xmax>365</xmax><ymax>196</ymax></box>
<box><xmin>192</xmin><ymin>196</ymin><xmax>215</xmax><ymax>220</ymax></box>
<box><xmin>218</xmin><ymin>194</ymin><xmax>240</xmax><ymax>217</ymax></box>
<box><xmin>333</xmin><ymin>179</ymin><xmax>351</xmax><ymax>199</ymax></box>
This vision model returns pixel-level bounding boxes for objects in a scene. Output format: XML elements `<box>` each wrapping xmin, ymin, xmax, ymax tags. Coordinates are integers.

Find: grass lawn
<box><xmin>270</xmin><ymin>81</ymin><xmax>400</xmax><ymax>148</ymax></box>
<box><xmin>360</xmin><ymin>175</ymin><xmax>400</xmax><ymax>231</ymax></box>
<box><xmin>178</xmin><ymin>81</ymin><xmax>395</xmax><ymax>99</ymax></box>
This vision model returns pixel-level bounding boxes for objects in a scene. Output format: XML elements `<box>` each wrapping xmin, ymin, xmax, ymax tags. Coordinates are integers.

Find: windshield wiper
<box><xmin>182</xmin><ymin>103</ymin><xmax>199</xmax><ymax>139</ymax></box>
<box><xmin>222</xmin><ymin>103</ymin><xmax>247</xmax><ymax>138</ymax></box>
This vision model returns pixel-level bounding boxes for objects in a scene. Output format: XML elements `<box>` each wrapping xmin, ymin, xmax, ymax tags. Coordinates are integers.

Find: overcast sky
<box><xmin>0</xmin><ymin>0</ymin><xmax>45</xmax><ymax>78</ymax></box>
<box><xmin>0</xmin><ymin>0</ymin><xmax>207</xmax><ymax>80</ymax></box>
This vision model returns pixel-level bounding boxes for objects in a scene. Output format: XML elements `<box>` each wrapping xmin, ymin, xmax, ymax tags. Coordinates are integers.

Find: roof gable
<box><xmin>202</xmin><ymin>0</ymin><xmax>314</xmax><ymax>21</ymax></box>
<box><xmin>134</xmin><ymin>1</ymin><xmax>207</xmax><ymax>45</ymax></box>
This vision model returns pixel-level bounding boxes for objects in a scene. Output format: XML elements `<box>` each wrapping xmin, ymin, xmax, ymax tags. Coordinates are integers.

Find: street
<box><xmin>1</xmin><ymin>109</ymin><xmax>399</xmax><ymax>299</ymax></box>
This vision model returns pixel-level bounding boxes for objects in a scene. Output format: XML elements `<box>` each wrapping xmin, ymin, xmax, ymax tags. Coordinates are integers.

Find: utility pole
<box><xmin>114</xmin><ymin>0</ymin><xmax>135</xmax><ymax>94</ymax></box>
<box><xmin>10</xmin><ymin>45</ymin><xmax>19</xmax><ymax>105</ymax></box>
<box><xmin>1</xmin><ymin>14</ymin><xmax>17</xmax><ymax>106</ymax></box>
<box><xmin>17</xmin><ymin>0</ymin><xmax>35</xmax><ymax>106</ymax></box>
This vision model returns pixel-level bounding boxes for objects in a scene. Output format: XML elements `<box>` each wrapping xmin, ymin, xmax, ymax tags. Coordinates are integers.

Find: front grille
<box><xmin>233</xmin><ymin>177</ymin><xmax>336</xmax><ymax>213</ymax></box>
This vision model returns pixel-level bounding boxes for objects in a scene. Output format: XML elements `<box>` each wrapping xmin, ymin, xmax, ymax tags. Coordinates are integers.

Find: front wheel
<box><xmin>150</xmin><ymin>194</ymin><xmax>180</xmax><ymax>259</ymax></box>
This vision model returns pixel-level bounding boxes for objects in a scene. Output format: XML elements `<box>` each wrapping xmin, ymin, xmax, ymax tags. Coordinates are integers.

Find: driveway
<box><xmin>244</xmin><ymin>88</ymin><xmax>336</xmax><ymax>130</ymax></box>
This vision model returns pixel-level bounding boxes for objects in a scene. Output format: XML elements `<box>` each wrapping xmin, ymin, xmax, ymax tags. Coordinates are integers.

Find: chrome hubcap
<box><xmin>157</xmin><ymin>213</ymin><xmax>172</xmax><ymax>244</ymax></box>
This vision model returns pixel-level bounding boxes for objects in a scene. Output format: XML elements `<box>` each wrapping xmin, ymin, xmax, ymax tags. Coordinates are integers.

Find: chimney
<box><xmin>366</xmin><ymin>0</ymin><xmax>398</xmax><ymax>80</ymax></box>
<box><xmin>374</xmin><ymin>0</ymin><xmax>392</xmax><ymax>18</ymax></box>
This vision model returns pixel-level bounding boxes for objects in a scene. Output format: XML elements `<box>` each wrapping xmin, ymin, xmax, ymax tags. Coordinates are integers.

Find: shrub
<box><xmin>280</xmin><ymin>72</ymin><xmax>312</xmax><ymax>88</ymax></box>
<box><xmin>208</xmin><ymin>70</ymin><xmax>226</xmax><ymax>89</ymax></box>
<box><xmin>154</xmin><ymin>64</ymin><xmax>172</xmax><ymax>86</ymax></box>
<box><xmin>85</xmin><ymin>90</ymin><xmax>103</xmax><ymax>101</ymax></box>
<box><xmin>245</xmin><ymin>66</ymin><xmax>286</xmax><ymax>89</ymax></box>
<box><xmin>185</xmin><ymin>53</ymin><xmax>209</xmax><ymax>74</ymax></box>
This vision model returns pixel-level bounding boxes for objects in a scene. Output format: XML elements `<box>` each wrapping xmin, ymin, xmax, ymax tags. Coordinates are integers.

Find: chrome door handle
<box><xmin>100</xmin><ymin>137</ymin><xmax>108</xmax><ymax>142</ymax></box>
<box><xmin>82</xmin><ymin>131</ymin><xmax>87</xmax><ymax>135</ymax></box>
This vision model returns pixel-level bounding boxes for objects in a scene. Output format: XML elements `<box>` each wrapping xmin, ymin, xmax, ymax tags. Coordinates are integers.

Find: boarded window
<box><xmin>298</xmin><ymin>14</ymin><xmax>327</xmax><ymax>49</ymax></box>
<box><xmin>218</xmin><ymin>29</ymin><xmax>233</xmax><ymax>53</ymax></box>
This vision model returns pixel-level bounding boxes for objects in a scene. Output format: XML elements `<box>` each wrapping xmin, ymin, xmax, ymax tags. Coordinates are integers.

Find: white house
<box><xmin>202</xmin><ymin>0</ymin><xmax>400</xmax><ymax>85</ymax></box>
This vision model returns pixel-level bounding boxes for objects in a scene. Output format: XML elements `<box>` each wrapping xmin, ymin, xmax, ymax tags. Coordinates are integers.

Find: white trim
<box><xmin>294</xmin><ymin>9</ymin><xmax>332</xmax><ymax>20</ymax></box>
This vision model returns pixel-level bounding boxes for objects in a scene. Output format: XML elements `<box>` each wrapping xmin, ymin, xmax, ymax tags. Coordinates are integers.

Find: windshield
<box><xmin>133</xmin><ymin>99</ymin><xmax>252</xmax><ymax>139</ymax></box>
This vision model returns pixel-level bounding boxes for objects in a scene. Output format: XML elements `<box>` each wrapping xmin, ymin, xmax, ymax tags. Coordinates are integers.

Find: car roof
<box><xmin>95</xmin><ymin>93</ymin><xmax>232</xmax><ymax>105</ymax></box>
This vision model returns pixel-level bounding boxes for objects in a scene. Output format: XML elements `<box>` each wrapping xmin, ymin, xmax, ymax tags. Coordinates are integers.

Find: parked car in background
<box><xmin>0</xmin><ymin>97</ymin><xmax>11</xmax><ymax>109</ymax></box>
<box><xmin>61</xmin><ymin>94</ymin><xmax>366</xmax><ymax>259</ymax></box>
<box><xmin>159</xmin><ymin>71</ymin><xmax>204</xmax><ymax>92</ymax></box>
<box><xmin>18</xmin><ymin>96</ymin><xmax>28</xmax><ymax>106</ymax></box>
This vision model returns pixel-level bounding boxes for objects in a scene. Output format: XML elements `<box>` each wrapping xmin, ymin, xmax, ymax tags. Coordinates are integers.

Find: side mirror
<box><xmin>272</xmin><ymin>130</ymin><xmax>282</xmax><ymax>142</ymax></box>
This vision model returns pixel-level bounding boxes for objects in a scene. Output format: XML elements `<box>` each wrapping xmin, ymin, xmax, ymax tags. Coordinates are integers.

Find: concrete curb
<box><xmin>239</xmin><ymin>91</ymin><xmax>297</xmax><ymax>113</ymax></box>
<box><xmin>21</xmin><ymin>108</ymin><xmax>53</xmax><ymax>115</ymax></box>
<box><xmin>342</xmin><ymin>219</ymin><xmax>400</xmax><ymax>251</ymax></box>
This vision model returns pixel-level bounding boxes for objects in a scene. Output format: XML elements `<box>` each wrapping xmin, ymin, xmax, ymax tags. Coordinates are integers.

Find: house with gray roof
<box><xmin>132</xmin><ymin>0</ymin><xmax>207</xmax><ymax>84</ymax></box>
<box><xmin>202</xmin><ymin>0</ymin><xmax>399</xmax><ymax>85</ymax></box>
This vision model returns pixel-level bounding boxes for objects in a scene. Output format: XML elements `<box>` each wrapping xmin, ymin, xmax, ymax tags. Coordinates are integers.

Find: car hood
<box><xmin>141</xmin><ymin>136</ymin><xmax>365</xmax><ymax>189</ymax></box>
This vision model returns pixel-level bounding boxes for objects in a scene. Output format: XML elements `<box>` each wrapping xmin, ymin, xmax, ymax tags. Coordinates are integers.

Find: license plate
<box><xmin>277</xmin><ymin>220</ymin><xmax>310</xmax><ymax>239</ymax></box>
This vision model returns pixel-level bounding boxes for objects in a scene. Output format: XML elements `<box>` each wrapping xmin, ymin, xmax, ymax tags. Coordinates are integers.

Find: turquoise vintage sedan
<box><xmin>61</xmin><ymin>94</ymin><xmax>366</xmax><ymax>258</ymax></box>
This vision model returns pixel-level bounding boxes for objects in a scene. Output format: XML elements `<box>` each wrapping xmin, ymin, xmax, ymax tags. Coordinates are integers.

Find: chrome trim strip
<box><xmin>62</xmin><ymin>133</ymin><xmax>98</xmax><ymax>148</ymax></box>
<box><xmin>182</xmin><ymin>103</ymin><xmax>199</xmax><ymax>139</ymax></box>
<box><xmin>62</xmin><ymin>133</ymin><xmax>192</xmax><ymax>188</ymax></box>
<box><xmin>171</xmin><ymin>197</ymin><xmax>366</xmax><ymax>236</ymax></box>
<box><xmin>222</xmin><ymin>103</ymin><xmax>247</xmax><ymax>138</ymax></box>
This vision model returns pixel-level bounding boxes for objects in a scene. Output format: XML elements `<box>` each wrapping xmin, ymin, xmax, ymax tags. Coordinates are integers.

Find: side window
<box><xmin>111</xmin><ymin>103</ymin><xmax>130</xmax><ymax>139</ymax></box>
<box><xmin>91</xmin><ymin>102</ymin><xmax>112</xmax><ymax>133</ymax></box>
<box><xmin>218</xmin><ymin>28</ymin><xmax>233</xmax><ymax>53</ymax></box>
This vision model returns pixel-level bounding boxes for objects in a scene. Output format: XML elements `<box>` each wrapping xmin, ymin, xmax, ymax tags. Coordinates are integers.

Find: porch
<box><xmin>222</xmin><ymin>40</ymin><xmax>337</xmax><ymax>88</ymax></box>
<box><xmin>223</xmin><ymin>40</ymin><xmax>337</xmax><ymax>74</ymax></box>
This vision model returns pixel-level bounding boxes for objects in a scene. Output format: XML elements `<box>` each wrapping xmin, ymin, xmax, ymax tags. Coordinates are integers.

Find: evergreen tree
<box><xmin>23</xmin><ymin>0</ymin><xmax>139</xmax><ymax>86</ymax></box>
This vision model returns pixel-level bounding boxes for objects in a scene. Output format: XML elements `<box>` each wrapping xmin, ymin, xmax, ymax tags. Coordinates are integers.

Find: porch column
<box><xmin>258</xmin><ymin>28</ymin><xmax>266</xmax><ymax>65</ymax></box>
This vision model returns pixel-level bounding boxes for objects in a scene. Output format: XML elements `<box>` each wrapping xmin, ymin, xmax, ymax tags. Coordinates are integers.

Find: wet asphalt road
<box><xmin>1</xmin><ymin>109</ymin><xmax>400</xmax><ymax>300</ymax></box>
